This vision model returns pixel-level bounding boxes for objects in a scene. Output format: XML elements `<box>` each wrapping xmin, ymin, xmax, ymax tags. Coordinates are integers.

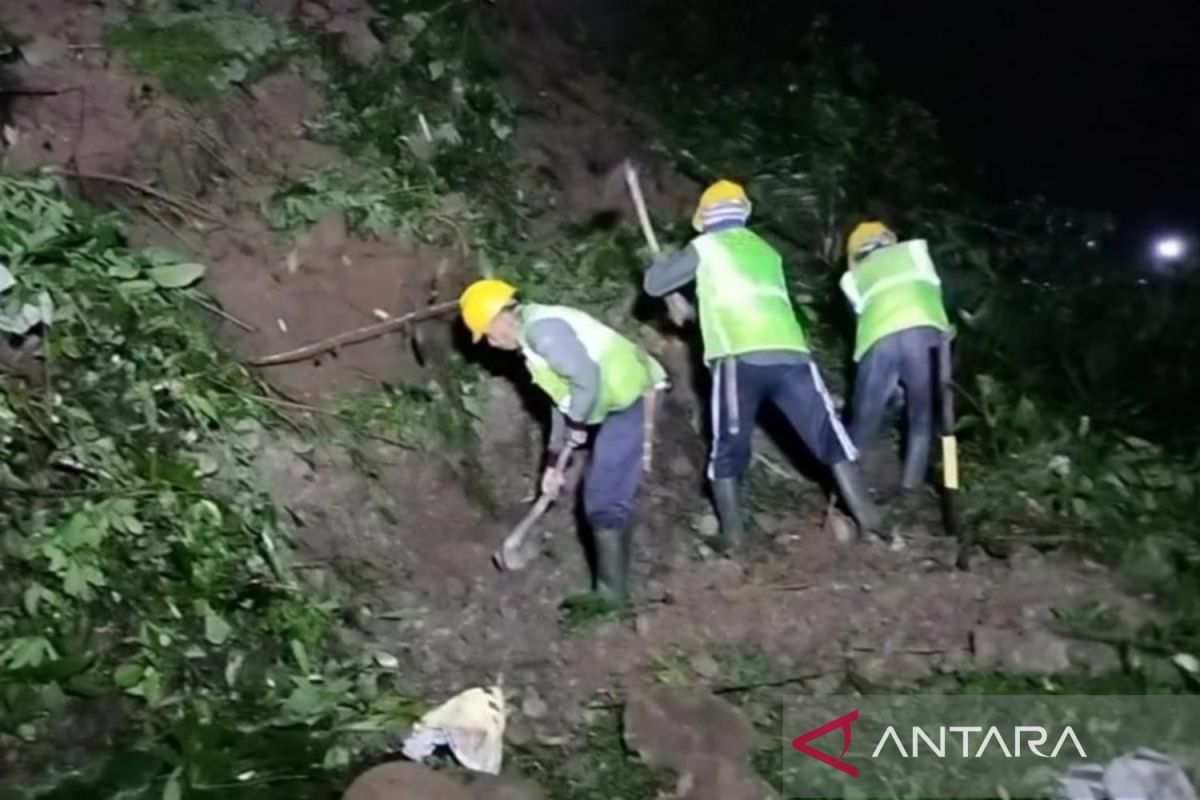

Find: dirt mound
<box><xmin>1</xmin><ymin>0</ymin><xmax>465</xmax><ymax>399</ymax></box>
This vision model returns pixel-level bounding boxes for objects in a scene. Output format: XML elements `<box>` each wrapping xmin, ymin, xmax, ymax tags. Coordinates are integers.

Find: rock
<box><xmin>971</xmin><ymin>626</ymin><xmax>1072</xmax><ymax>674</ymax></box>
<box><xmin>330</xmin><ymin>17</ymin><xmax>384</xmax><ymax>66</ymax></box>
<box><xmin>521</xmin><ymin>688</ymin><xmax>548</xmax><ymax>720</ymax></box>
<box><xmin>669</xmin><ymin>455</ymin><xmax>694</xmax><ymax>478</ymax></box>
<box><xmin>342</xmin><ymin>762</ymin><xmax>472</xmax><ymax>800</ymax></box>
<box><xmin>1066</xmin><ymin>640</ymin><xmax>1123</xmax><ymax>674</ymax></box>
<box><xmin>695</xmin><ymin>513</ymin><xmax>720</xmax><ymax>538</ymax></box>
<box><xmin>623</xmin><ymin>687</ymin><xmax>756</xmax><ymax>772</ymax></box>
<box><xmin>21</xmin><ymin>35</ymin><xmax>68</xmax><ymax>67</ymax></box>
<box><xmin>689</xmin><ymin>653</ymin><xmax>721</xmax><ymax>680</ymax></box>
<box><xmin>469</xmin><ymin>775</ymin><xmax>547</xmax><ymax>800</ymax></box>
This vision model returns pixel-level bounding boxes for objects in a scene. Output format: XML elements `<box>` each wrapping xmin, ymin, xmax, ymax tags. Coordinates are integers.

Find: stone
<box><xmin>330</xmin><ymin>17</ymin><xmax>384</xmax><ymax>66</ymax></box>
<box><xmin>469</xmin><ymin>775</ymin><xmax>547</xmax><ymax>800</ymax></box>
<box><xmin>971</xmin><ymin>626</ymin><xmax>1072</xmax><ymax>674</ymax></box>
<box><xmin>521</xmin><ymin>688</ymin><xmax>548</xmax><ymax>720</ymax></box>
<box><xmin>695</xmin><ymin>513</ymin><xmax>720</xmax><ymax>538</ymax></box>
<box><xmin>669</xmin><ymin>455</ymin><xmax>694</xmax><ymax>478</ymax></box>
<box><xmin>21</xmin><ymin>35</ymin><xmax>67</xmax><ymax>67</ymax></box>
<box><xmin>623</xmin><ymin>687</ymin><xmax>756</xmax><ymax>771</ymax></box>
<box><xmin>689</xmin><ymin>653</ymin><xmax>721</xmax><ymax>680</ymax></box>
<box><xmin>342</xmin><ymin>762</ymin><xmax>472</xmax><ymax>800</ymax></box>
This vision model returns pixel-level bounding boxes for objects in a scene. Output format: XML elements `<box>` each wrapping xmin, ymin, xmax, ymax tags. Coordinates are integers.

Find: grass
<box><xmin>109</xmin><ymin>20</ymin><xmax>228</xmax><ymax>100</ymax></box>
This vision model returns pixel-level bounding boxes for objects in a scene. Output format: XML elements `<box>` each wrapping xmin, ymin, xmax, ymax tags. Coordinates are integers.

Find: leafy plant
<box><xmin>110</xmin><ymin>7</ymin><xmax>295</xmax><ymax>99</ymax></box>
<box><xmin>0</xmin><ymin>175</ymin><xmax>409</xmax><ymax>793</ymax></box>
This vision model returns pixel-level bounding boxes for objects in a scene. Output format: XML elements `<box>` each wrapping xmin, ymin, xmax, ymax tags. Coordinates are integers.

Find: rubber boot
<box><xmin>593</xmin><ymin>524</ymin><xmax>630</xmax><ymax>604</ymax></box>
<box><xmin>832</xmin><ymin>460</ymin><xmax>886</xmax><ymax>542</ymax></box>
<box><xmin>900</xmin><ymin>434</ymin><xmax>932</xmax><ymax>491</ymax></box>
<box><xmin>711</xmin><ymin>477</ymin><xmax>746</xmax><ymax>553</ymax></box>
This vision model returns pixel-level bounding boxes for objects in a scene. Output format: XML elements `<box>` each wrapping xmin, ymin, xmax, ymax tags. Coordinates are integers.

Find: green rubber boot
<box><xmin>711</xmin><ymin>477</ymin><xmax>746</xmax><ymax>553</ymax></box>
<box><xmin>594</xmin><ymin>524</ymin><xmax>631</xmax><ymax>604</ymax></box>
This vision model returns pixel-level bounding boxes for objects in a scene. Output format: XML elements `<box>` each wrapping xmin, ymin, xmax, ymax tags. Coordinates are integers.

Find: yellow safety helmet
<box><xmin>847</xmin><ymin>221</ymin><xmax>896</xmax><ymax>259</ymax></box>
<box><xmin>692</xmin><ymin>180</ymin><xmax>751</xmax><ymax>232</ymax></box>
<box><xmin>460</xmin><ymin>279</ymin><xmax>517</xmax><ymax>342</ymax></box>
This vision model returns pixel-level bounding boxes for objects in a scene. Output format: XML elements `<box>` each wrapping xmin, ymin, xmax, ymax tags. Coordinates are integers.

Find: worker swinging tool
<box><xmin>840</xmin><ymin>222</ymin><xmax>967</xmax><ymax>564</ymax></box>
<box><xmin>643</xmin><ymin>180</ymin><xmax>884</xmax><ymax>551</ymax></box>
<box><xmin>461</xmin><ymin>279</ymin><xmax>667</xmax><ymax>603</ymax></box>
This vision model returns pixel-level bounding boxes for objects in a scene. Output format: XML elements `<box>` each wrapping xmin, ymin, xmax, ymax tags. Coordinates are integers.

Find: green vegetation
<box><xmin>110</xmin><ymin>7</ymin><xmax>295</xmax><ymax>99</ymax></box>
<box><xmin>0</xmin><ymin>176</ymin><xmax>416</xmax><ymax>796</ymax></box>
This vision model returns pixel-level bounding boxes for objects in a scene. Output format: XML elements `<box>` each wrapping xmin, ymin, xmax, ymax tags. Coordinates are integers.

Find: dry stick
<box><xmin>586</xmin><ymin>670</ymin><xmax>826</xmax><ymax>710</ymax></box>
<box><xmin>188</xmin><ymin>296</ymin><xmax>257</xmax><ymax>333</ymax></box>
<box><xmin>53</xmin><ymin>169</ymin><xmax>225</xmax><ymax>223</ymax></box>
<box><xmin>247</xmin><ymin>300</ymin><xmax>459</xmax><ymax>367</ymax></box>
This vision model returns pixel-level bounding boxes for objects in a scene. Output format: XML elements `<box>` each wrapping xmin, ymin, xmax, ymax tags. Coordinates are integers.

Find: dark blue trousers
<box><xmin>583</xmin><ymin>399</ymin><xmax>645</xmax><ymax>529</ymax></box>
<box><xmin>708</xmin><ymin>358</ymin><xmax>857</xmax><ymax>480</ymax></box>
<box><xmin>848</xmin><ymin>326</ymin><xmax>941</xmax><ymax>489</ymax></box>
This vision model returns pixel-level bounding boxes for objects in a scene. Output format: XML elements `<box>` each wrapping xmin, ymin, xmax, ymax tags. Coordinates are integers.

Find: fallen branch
<box><xmin>188</xmin><ymin>295</ymin><xmax>257</xmax><ymax>332</ymax></box>
<box><xmin>585</xmin><ymin>670</ymin><xmax>826</xmax><ymax>710</ymax></box>
<box><xmin>52</xmin><ymin>168</ymin><xmax>225</xmax><ymax>223</ymax></box>
<box><xmin>247</xmin><ymin>300</ymin><xmax>459</xmax><ymax>367</ymax></box>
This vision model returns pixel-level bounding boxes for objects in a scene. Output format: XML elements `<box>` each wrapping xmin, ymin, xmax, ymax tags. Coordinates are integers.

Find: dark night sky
<box><xmin>837</xmin><ymin>1</ymin><xmax>1200</xmax><ymax>244</ymax></box>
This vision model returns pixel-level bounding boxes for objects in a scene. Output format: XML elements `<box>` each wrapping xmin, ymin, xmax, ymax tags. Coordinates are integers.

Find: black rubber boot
<box><xmin>832</xmin><ymin>460</ymin><xmax>886</xmax><ymax>542</ymax></box>
<box><xmin>711</xmin><ymin>477</ymin><xmax>746</xmax><ymax>553</ymax></box>
<box><xmin>594</xmin><ymin>524</ymin><xmax>630</xmax><ymax>603</ymax></box>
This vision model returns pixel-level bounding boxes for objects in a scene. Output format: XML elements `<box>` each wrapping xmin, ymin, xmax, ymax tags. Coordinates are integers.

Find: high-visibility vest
<box><xmin>692</xmin><ymin>227</ymin><xmax>809</xmax><ymax>363</ymax></box>
<box><xmin>519</xmin><ymin>304</ymin><xmax>667</xmax><ymax>423</ymax></box>
<box><xmin>840</xmin><ymin>239</ymin><xmax>950</xmax><ymax>361</ymax></box>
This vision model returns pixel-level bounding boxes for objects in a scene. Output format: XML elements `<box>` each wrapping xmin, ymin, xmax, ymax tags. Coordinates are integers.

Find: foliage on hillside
<box><xmin>0</xmin><ymin>176</ymin><xmax>420</xmax><ymax>797</ymax></box>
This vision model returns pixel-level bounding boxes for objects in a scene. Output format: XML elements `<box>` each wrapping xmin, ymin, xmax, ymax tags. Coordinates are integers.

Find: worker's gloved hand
<box><xmin>540</xmin><ymin>466</ymin><xmax>566</xmax><ymax>498</ymax></box>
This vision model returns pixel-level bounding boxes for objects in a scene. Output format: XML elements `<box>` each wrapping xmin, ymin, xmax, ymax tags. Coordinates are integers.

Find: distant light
<box><xmin>1154</xmin><ymin>236</ymin><xmax>1187</xmax><ymax>260</ymax></box>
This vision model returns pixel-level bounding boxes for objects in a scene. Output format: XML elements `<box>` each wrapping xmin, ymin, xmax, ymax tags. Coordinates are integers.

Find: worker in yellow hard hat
<box><xmin>840</xmin><ymin>222</ymin><xmax>952</xmax><ymax>504</ymax></box>
<box><xmin>460</xmin><ymin>279</ymin><xmax>668</xmax><ymax>604</ymax></box>
<box><xmin>643</xmin><ymin>180</ymin><xmax>883</xmax><ymax>552</ymax></box>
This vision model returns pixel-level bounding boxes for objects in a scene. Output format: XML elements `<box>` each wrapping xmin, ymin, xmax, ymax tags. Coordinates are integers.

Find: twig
<box><xmin>188</xmin><ymin>295</ymin><xmax>257</xmax><ymax>332</ymax></box>
<box><xmin>247</xmin><ymin>300</ymin><xmax>458</xmax><ymax>367</ymax></box>
<box><xmin>52</xmin><ymin>168</ymin><xmax>225</xmax><ymax>223</ymax></box>
<box><xmin>586</xmin><ymin>670</ymin><xmax>826</xmax><ymax>710</ymax></box>
<box><xmin>0</xmin><ymin>86</ymin><xmax>77</xmax><ymax>96</ymax></box>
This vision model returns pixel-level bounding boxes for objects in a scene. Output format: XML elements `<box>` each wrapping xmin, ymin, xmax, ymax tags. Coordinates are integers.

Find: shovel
<box><xmin>493</xmin><ymin>444</ymin><xmax>575</xmax><ymax>572</ymax></box>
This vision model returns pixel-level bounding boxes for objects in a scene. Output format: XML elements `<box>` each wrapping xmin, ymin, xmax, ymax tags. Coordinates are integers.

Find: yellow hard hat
<box><xmin>692</xmin><ymin>180</ymin><xmax>751</xmax><ymax>232</ymax></box>
<box><xmin>460</xmin><ymin>279</ymin><xmax>516</xmax><ymax>342</ymax></box>
<box><xmin>847</xmin><ymin>221</ymin><xmax>895</xmax><ymax>258</ymax></box>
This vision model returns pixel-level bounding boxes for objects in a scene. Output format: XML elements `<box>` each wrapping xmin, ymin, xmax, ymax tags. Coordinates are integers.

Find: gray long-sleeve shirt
<box><xmin>523</xmin><ymin>314</ymin><xmax>600</xmax><ymax>453</ymax></box>
<box><xmin>642</xmin><ymin>241</ymin><xmax>808</xmax><ymax>367</ymax></box>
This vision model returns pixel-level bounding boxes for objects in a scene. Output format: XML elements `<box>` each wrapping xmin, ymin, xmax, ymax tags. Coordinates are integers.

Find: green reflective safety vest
<box><xmin>840</xmin><ymin>239</ymin><xmax>951</xmax><ymax>362</ymax></box>
<box><xmin>518</xmin><ymin>304</ymin><xmax>667</xmax><ymax>424</ymax></box>
<box><xmin>692</xmin><ymin>227</ymin><xmax>809</xmax><ymax>363</ymax></box>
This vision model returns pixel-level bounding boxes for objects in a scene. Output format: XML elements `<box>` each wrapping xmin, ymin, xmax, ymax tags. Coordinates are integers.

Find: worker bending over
<box><xmin>643</xmin><ymin>181</ymin><xmax>882</xmax><ymax>551</ymax></box>
<box><xmin>840</xmin><ymin>222</ymin><xmax>951</xmax><ymax>497</ymax></box>
<box><xmin>460</xmin><ymin>279</ymin><xmax>667</xmax><ymax>603</ymax></box>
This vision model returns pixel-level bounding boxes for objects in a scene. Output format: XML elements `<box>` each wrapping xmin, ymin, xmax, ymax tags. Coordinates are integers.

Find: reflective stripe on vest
<box><xmin>693</xmin><ymin>228</ymin><xmax>808</xmax><ymax>362</ymax></box>
<box><xmin>841</xmin><ymin>239</ymin><xmax>950</xmax><ymax>361</ymax></box>
<box><xmin>519</xmin><ymin>304</ymin><xmax>667</xmax><ymax>423</ymax></box>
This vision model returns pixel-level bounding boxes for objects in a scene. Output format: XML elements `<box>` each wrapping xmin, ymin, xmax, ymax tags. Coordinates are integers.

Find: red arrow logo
<box><xmin>791</xmin><ymin>709</ymin><xmax>859</xmax><ymax>778</ymax></box>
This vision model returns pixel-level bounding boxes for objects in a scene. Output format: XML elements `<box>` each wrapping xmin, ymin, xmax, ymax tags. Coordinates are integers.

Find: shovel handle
<box><xmin>623</xmin><ymin>161</ymin><xmax>694</xmax><ymax>324</ymax></box>
<box><xmin>494</xmin><ymin>444</ymin><xmax>576</xmax><ymax>571</ymax></box>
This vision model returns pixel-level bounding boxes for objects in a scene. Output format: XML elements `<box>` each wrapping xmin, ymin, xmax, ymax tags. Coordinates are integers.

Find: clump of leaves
<box><xmin>0</xmin><ymin>176</ymin><xmax>408</xmax><ymax>793</ymax></box>
<box><xmin>264</xmin><ymin>167</ymin><xmax>437</xmax><ymax>239</ymax></box>
<box><xmin>109</xmin><ymin>7</ymin><xmax>295</xmax><ymax>99</ymax></box>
